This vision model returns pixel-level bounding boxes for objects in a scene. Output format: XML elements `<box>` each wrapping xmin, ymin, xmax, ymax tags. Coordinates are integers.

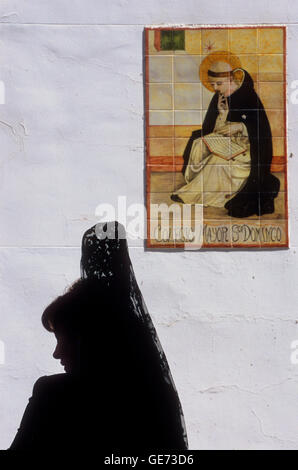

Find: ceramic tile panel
<box><xmin>174</xmin><ymin>137</ymin><xmax>189</xmax><ymax>158</ymax></box>
<box><xmin>202</xmin><ymin>190</ymin><xmax>236</xmax><ymax>213</ymax></box>
<box><xmin>174</xmin><ymin>170</ymin><xmax>188</xmax><ymax>192</ymax></box>
<box><xmin>202</xmin><ymin>86</ymin><xmax>215</xmax><ymax>110</ymax></box>
<box><xmin>147</xmin><ymin>157</ymin><xmax>174</xmax><ymax>171</ymax></box>
<box><xmin>173</xmin><ymin>219</ymin><xmax>204</xmax><ymax>249</ymax></box>
<box><xmin>259</xmin><ymin>220</ymin><xmax>288</xmax><ymax>247</ymax></box>
<box><xmin>203</xmin><ymin>219</ymin><xmax>232</xmax><ymax>247</ymax></box>
<box><xmin>147</xmin><ymin>218</ymin><xmax>177</xmax><ymax>247</ymax></box>
<box><xmin>149</xmin><ymin>137</ymin><xmax>174</xmax><ymax>157</ymax></box>
<box><xmin>202</xmin><ymin>198</ymin><xmax>234</xmax><ymax>220</ymax></box>
<box><xmin>174</xmin><ymin>83</ymin><xmax>202</xmax><ymax>110</ymax></box>
<box><xmin>184</xmin><ymin>30</ymin><xmax>202</xmax><ymax>55</ymax></box>
<box><xmin>272</xmin><ymin>137</ymin><xmax>286</xmax><ymax>157</ymax></box>
<box><xmin>148</xmin><ymin>56</ymin><xmax>173</xmax><ymax>83</ymax></box>
<box><xmin>148</xmin><ymin>129</ymin><xmax>174</xmax><ymax>142</ymax></box>
<box><xmin>202</xmin><ymin>163</ymin><xmax>232</xmax><ymax>192</ymax></box>
<box><xmin>148</xmin><ymin>192</ymin><xmax>177</xmax><ymax>216</ymax></box>
<box><xmin>260</xmin><ymin>192</ymin><xmax>287</xmax><ymax>220</ymax></box>
<box><xmin>149</xmin><ymin>111</ymin><xmax>174</xmax><ymax>127</ymax></box>
<box><xmin>174</xmin><ymin>123</ymin><xmax>202</xmax><ymax>137</ymax></box>
<box><xmin>173</xmin><ymin>172</ymin><xmax>204</xmax><ymax>197</ymax></box>
<box><xmin>229</xmin><ymin>28</ymin><xmax>258</xmax><ymax>54</ymax></box>
<box><xmin>228</xmin><ymin>191</ymin><xmax>261</xmax><ymax>215</ymax></box>
<box><xmin>201</xmin><ymin>29</ymin><xmax>229</xmax><ymax>53</ymax></box>
<box><xmin>147</xmin><ymin>30</ymin><xmax>174</xmax><ymax>55</ymax></box>
<box><xmin>174</xmin><ymin>110</ymin><xmax>203</xmax><ymax>126</ymax></box>
<box><xmin>257</xmin><ymin>164</ymin><xmax>284</xmax><ymax>192</ymax></box>
<box><xmin>258</xmin><ymin>82</ymin><xmax>285</xmax><ymax>109</ymax></box>
<box><xmin>274</xmin><ymin>166</ymin><xmax>286</xmax><ymax>192</ymax></box>
<box><xmin>148</xmin><ymin>170</ymin><xmax>175</xmax><ymax>194</ymax></box>
<box><xmin>258</xmin><ymin>54</ymin><xmax>284</xmax><ymax>81</ymax></box>
<box><xmin>258</xmin><ymin>28</ymin><xmax>284</xmax><ymax>54</ymax></box>
<box><xmin>149</xmin><ymin>83</ymin><xmax>173</xmax><ymax>109</ymax></box>
<box><xmin>174</xmin><ymin>55</ymin><xmax>203</xmax><ymax>82</ymax></box>
<box><xmin>231</xmin><ymin>219</ymin><xmax>261</xmax><ymax>247</ymax></box>
<box><xmin>145</xmin><ymin>26</ymin><xmax>287</xmax><ymax>249</ymax></box>
<box><xmin>236</xmin><ymin>54</ymin><xmax>259</xmax><ymax>83</ymax></box>
<box><xmin>258</xmin><ymin>136</ymin><xmax>286</xmax><ymax>170</ymax></box>
<box><xmin>266</xmin><ymin>109</ymin><xmax>286</xmax><ymax>137</ymax></box>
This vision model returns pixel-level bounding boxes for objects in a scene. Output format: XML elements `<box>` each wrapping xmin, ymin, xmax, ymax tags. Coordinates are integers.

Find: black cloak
<box><xmin>80</xmin><ymin>221</ymin><xmax>188</xmax><ymax>450</ymax></box>
<box><xmin>181</xmin><ymin>70</ymin><xmax>280</xmax><ymax>218</ymax></box>
<box><xmin>10</xmin><ymin>222</ymin><xmax>188</xmax><ymax>451</ymax></box>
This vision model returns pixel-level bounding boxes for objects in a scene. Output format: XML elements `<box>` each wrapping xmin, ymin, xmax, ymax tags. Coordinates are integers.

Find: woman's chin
<box><xmin>61</xmin><ymin>362</ymin><xmax>70</xmax><ymax>373</ymax></box>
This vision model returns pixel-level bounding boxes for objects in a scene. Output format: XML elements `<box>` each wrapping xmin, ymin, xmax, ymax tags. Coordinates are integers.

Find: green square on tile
<box><xmin>160</xmin><ymin>30</ymin><xmax>185</xmax><ymax>51</ymax></box>
<box><xmin>161</xmin><ymin>30</ymin><xmax>173</xmax><ymax>50</ymax></box>
<box><xmin>173</xmin><ymin>30</ymin><xmax>185</xmax><ymax>50</ymax></box>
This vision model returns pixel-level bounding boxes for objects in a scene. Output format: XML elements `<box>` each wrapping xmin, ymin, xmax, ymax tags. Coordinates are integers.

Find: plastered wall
<box><xmin>0</xmin><ymin>0</ymin><xmax>298</xmax><ymax>450</ymax></box>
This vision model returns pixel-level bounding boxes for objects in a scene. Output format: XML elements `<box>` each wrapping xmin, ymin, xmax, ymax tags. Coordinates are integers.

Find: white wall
<box><xmin>0</xmin><ymin>0</ymin><xmax>298</xmax><ymax>450</ymax></box>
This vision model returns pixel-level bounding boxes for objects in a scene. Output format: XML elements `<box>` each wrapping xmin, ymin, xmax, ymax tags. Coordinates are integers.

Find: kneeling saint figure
<box><xmin>171</xmin><ymin>56</ymin><xmax>280</xmax><ymax>219</ymax></box>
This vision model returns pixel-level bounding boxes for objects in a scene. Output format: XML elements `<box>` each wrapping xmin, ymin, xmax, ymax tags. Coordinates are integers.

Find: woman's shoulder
<box><xmin>33</xmin><ymin>373</ymin><xmax>77</xmax><ymax>395</ymax></box>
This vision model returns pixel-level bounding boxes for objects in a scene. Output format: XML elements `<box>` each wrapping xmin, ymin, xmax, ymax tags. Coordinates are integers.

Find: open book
<box><xmin>202</xmin><ymin>133</ymin><xmax>247</xmax><ymax>161</ymax></box>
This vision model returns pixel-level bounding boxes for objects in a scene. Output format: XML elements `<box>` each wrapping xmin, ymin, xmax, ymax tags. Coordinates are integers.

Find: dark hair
<box><xmin>41</xmin><ymin>277</ymin><xmax>139</xmax><ymax>344</ymax></box>
<box><xmin>42</xmin><ymin>279</ymin><xmax>84</xmax><ymax>335</ymax></box>
<box><xmin>42</xmin><ymin>277</ymin><xmax>149</xmax><ymax>376</ymax></box>
<box><xmin>42</xmin><ymin>278</ymin><xmax>126</xmax><ymax>336</ymax></box>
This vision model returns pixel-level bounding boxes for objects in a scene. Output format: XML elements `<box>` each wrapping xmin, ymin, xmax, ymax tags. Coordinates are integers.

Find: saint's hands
<box><xmin>217</xmin><ymin>122</ymin><xmax>243</xmax><ymax>136</ymax></box>
<box><xmin>218</xmin><ymin>94</ymin><xmax>228</xmax><ymax>112</ymax></box>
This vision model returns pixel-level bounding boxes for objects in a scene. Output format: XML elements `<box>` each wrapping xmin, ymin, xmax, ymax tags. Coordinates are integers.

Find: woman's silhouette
<box><xmin>10</xmin><ymin>222</ymin><xmax>188</xmax><ymax>450</ymax></box>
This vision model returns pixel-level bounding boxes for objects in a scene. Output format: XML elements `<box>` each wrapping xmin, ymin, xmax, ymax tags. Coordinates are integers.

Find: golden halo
<box><xmin>199</xmin><ymin>51</ymin><xmax>242</xmax><ymax>92</ymax></box>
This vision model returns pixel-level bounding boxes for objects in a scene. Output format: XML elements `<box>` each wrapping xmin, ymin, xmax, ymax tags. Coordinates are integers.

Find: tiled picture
<box><xmin>145</xmin><ymin>27</ymin><xmax>288</xmax><ymax>248</ymax></box>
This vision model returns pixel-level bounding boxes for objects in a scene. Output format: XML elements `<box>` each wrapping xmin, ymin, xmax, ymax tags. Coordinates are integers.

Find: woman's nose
<box><xmin>53</xmin><ymin>343</ymin><xmax>61</xmax><ymax>360</ymax></box>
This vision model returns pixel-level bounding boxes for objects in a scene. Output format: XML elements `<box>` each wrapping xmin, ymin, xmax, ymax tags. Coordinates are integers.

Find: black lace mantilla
<box><xmin>80</xmin><ymin>221</ymin><xmax>188</xmax><ymax>448</ymax></box>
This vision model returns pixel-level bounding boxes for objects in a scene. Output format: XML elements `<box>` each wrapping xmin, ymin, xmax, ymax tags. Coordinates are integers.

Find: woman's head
<box><xmin>42</xmin><ymin>280</ymin><xmax>88</xmax><ymax>373</ymax></box>
<box><xmin>42</xmin><ymin>279</ymin><xmax>112</xmax><ymax>374</ymax></box>
<box><xmin>42</xmin><ymin>278</ymin><xmax>137</xmax><ymax>375</ymax></box>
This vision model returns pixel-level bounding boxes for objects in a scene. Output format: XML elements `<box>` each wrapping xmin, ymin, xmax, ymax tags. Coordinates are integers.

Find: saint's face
<box><xmin>208</xmin><ymin>77</ymin><xmax>232</xmax><ymax>97</ymax></box>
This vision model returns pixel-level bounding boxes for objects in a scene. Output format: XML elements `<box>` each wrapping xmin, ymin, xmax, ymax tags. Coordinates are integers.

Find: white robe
<box><xmin>173</xmin><ymin>105</ymin><xmax>251</xmax><ymax>207</ymax></box>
